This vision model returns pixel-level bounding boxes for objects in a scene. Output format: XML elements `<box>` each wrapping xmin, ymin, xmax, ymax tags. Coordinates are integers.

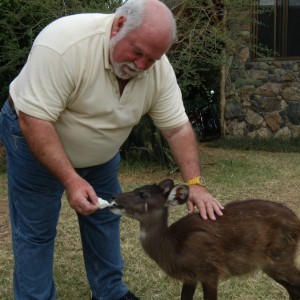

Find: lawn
<box><xmin>0</xmin><ymin>144</ymin><xmax>300</xmax><ymax>299</ymax></box>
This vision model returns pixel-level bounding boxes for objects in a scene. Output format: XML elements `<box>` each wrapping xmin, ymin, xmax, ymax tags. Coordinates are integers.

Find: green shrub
<box><xmin>120</xmin><ymin>116</ymin><xmax>177</xmax><ymax>169</ymax></box>
<box><xmin>0</xmin><ymin>0</ymin><xmax>122</xmax><ymax>104</ymax></box>
<box><xmin>208</xmin><ymin>136</ymin><xmax>300</xmax><ymax>153</ymax></box>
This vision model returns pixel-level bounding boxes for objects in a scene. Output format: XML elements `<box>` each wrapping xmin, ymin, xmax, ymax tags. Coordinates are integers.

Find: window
<box><xmin>254</xmin><ymin>0</ymin><xmax>300</xmax><ymax>59</ymax></box>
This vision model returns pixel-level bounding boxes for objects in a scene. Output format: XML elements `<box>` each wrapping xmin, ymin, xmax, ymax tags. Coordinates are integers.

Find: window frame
<box><xmin>252</xmin><ymin>0</ymin><xmax>300</xmax><ymax>61</ymax></box>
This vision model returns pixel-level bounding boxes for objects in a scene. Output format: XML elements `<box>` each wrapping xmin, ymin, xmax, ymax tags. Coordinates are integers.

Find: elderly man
<box><xmin>0</xmin><ymin>0</ymin><xmax>223</xmax><ymax>299</ymax></box>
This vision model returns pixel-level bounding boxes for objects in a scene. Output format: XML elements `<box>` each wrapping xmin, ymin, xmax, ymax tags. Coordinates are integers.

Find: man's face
<box><xmin>109</xmin><ymin>17</ymin><xmax>171</xmax><ymax>80</ymax></box>
<box><xmin>109</xmin><ymin>33</ymin><xmax>146</xmax><ymax>80</ymax></box>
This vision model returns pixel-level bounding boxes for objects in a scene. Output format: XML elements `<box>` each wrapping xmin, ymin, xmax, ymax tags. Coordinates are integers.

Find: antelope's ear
<box><xmin>166</xmin><ymin>184</ymin><xmax>189</xmax><ymax>206</ymax></box>
<box><xmin>158</xmin><ymin>178</ymin><xmax>175</xmax><ymax>194</ymax></box>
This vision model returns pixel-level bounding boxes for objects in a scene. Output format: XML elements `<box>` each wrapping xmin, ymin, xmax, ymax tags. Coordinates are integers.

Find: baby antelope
<box><xmin>110</xmin><ymin>179</ymin><xmax>300</xmax><ymax>300</ymax></box>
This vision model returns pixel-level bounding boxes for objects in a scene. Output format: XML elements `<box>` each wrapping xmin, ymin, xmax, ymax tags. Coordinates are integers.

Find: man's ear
<box><xmin>111</xmin><ymin>16</ymin><xmax>126</xmax><ymax>37</ymax></box>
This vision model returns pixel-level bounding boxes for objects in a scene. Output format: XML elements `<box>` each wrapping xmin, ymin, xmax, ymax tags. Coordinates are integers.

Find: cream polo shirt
<box><xmin>9</xmin><ymin>13</ymin><xmax>188</xmax><ymax>168</ymax></box>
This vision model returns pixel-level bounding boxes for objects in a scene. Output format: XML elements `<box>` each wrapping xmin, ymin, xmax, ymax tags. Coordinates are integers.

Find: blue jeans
<box><xmin>0</xmin><ymin>100</ymin><xmax>128</xmax><ymax>300</ymax></box>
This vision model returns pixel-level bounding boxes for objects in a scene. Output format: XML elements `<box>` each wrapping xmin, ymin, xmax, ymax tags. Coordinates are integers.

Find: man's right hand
<box><xmin>19</xmin><ymin>111</ymin><xmax>99</xmax><ymax>215</ymax></box>
<box><xmin>64</xmin><ymin>174</ymin><xmax>100</xmax><ymax>215</ymax></box>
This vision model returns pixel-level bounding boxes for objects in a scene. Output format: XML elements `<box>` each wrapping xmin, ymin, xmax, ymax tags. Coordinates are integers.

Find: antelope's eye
<box><xmin>139</xmin><ymin>191</ymin><xmax>150</xmax><ymax>199</ymax></box>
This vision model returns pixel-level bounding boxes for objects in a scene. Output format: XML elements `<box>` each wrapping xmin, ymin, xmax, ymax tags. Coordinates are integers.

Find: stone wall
<box><xmin>225</xmin><ymin>42</ymin><xmax>300</xmax><ymax>140</ymax></box>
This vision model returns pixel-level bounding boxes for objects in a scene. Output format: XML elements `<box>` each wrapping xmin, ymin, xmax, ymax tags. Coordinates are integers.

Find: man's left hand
<box><xmin>187</xmin><ymin>185</ymin><xmax>224</xmax><ymax>221</ymax></box>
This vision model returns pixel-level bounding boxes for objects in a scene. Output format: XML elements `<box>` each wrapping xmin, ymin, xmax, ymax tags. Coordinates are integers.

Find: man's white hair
<box><xmin>115</xmin><ymin>0</ymin><xmax>177</xmax><ymax>44</ymax></box>
<box><xmin>115</xmin><ymin>0</ymin><xmax>146</xmax><ymax>34</ymax></box>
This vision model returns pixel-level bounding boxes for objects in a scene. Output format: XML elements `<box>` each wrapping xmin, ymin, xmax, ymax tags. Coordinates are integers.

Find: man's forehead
<box><xmin>128</xmin><ymin>29</ymin><xmax>169</xmax><ymax>60</ymax></box>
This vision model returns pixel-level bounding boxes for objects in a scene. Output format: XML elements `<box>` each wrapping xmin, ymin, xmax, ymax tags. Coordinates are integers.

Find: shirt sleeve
<box><xmin>148</xmin><ymin>56</ymin><xmax>189</xmax><ymax>130</ymax></box>
<box><xmin>11</xmin><ymin>45</ymin><xmax>74</xmax><ymax>122</ymax></box>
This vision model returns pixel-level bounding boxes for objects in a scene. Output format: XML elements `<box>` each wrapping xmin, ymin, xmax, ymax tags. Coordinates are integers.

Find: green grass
<box><xmin>208</xmin><ymin>136</ymin><xmax>300</xmax><ymax>153</ymax></box>
<box><xmin>1</xmin><ymin>145</ymin><xmax>300</xmax><ymax>299</ymax></box>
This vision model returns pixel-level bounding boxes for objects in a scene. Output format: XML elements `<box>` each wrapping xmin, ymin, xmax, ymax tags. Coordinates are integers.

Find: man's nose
<box><xmin>134</xmin><ymin>57</ymin><xmax>152</xmax><ymax>70</ymax></box>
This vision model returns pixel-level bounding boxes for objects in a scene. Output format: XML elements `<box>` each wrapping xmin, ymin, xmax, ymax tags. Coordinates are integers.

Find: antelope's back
<box><xmin>168</xmin><ymin>199</ymin><xmax>300</xmax><ymax>278</ymax></box>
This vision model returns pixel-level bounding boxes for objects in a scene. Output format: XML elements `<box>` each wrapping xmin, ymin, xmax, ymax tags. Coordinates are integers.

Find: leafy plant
<box><xmin>120</xmin><ymin>116</ymin><xmax>177</xmax><ymax>169</ymax></box>
<box><xmin>167</xmin><ymin>0</ymin><xmax>264</xmax><ymax>137</ymax></box>
<box><xmin>0</xmin><ymin>0</ymin><xmax>122</xmax><ymax>104</ymax></box>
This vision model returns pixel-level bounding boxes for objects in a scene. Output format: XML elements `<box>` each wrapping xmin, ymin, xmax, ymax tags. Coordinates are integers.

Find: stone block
<box><xmin>226</xmin><ymin>120</ymin><xmax>247</xmax><ymax>136</ymax></box>
<box><xmin>274</xmin><ymin>126</ymin><xmax>291</xmax><ymax>140</ymax></box>
<box><xmin>264</xmin><ymin>112</ymin><xmax>282</xmax><ymax>132</ymax></box>
<box><xmin>225</xmin><ymin>102</ymin><xmax>242</xmax><ymax>119</ymax></box>
<box><xmin>288</xmin><ymin>124</ymin><xmax>300</xmax><ymax>138</ymax></box>
<box><xmin>283</xmin><ymin>86</ymin><xmax>300</xmax><ymax>101</ymax></box>
<box><xmin>256</xmin><ymin>97</ymin><xmax>281</xmax><ymax>113</ymax></box>
<box><xmin>286</xmin><ymin>101</ymin><xmax>300</xmax><ymax>125</ymax></box>
<box><xmin>246</xmin><ymin>110</ymin><xmax>264</xmax><ymax>126</ymax></box>
<box><xmin>256</xmin><ymin>82</ymin><xmax>282</xmax><ymax>97</ymax></box>
<box><xmin>247</xmin><ymin>127</ymin><xmax>271</xmax><ymax>139</ymax></box>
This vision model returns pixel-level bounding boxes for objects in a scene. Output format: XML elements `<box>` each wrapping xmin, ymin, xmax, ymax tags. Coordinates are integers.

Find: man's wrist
<box><xmin>186</xmin><ymin>176</ymin><xmax>206</xmax><ymax>187</ymax></box>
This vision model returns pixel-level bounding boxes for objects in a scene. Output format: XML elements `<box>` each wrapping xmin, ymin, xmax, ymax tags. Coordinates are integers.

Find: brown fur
<box><xmin>110</xmin><ymin>179</ymin><xmax>300</xmax><ymax>300</ymax></box>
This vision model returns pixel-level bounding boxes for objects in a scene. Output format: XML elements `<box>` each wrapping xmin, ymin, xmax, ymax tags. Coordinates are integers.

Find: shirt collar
<box><xmin>104</xmin><ymin>14</ymin><xmax>115</xmax><ymax>70</ymax></box>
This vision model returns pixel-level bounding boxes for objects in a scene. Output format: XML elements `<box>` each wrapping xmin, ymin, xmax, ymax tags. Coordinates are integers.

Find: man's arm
<box><xmin>161</xmin><ymin>121</ymin><xmax>224</xmax><ymax>220</ymax></box>
<box><xmin>18</xmin><ymin>111</ymin><xmax>99</xmax><ymax>215</ymax></box>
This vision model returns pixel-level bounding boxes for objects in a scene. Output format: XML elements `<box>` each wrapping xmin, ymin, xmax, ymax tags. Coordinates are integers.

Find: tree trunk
<box><xmin>220</xmin><ymin>51</ymin><xmax>226</xmax><ymax>137</ymax></box>
<box><xmin>219</xmin><ymin>8</ymin><xmax>227</xmax><ymax>137</ymax></box>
